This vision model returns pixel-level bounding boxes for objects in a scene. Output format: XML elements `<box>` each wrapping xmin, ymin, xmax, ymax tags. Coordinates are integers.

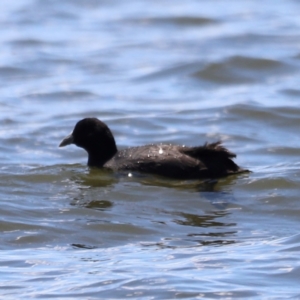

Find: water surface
<box><xmin>1</xmin><ymin>0</ymin><xmax>300</xmax><ymax>298</ymax></box>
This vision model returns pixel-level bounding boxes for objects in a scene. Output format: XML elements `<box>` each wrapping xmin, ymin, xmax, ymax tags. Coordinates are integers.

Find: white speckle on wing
<box><xmin>159</xmin><ymin>147</ymin><xmax>163</xmax><ymax>154</ymax></box>
<box><xmin>128</xmin><ymin>173</ymin><xmax>132</xmax><ymax>177</ymax></box>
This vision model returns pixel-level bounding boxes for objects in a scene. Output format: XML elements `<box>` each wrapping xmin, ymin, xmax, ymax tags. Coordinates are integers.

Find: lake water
<box><xmin>1</xmin><ymin>0</ymin><xmax>300</xmax><ymax>298</ymax></box>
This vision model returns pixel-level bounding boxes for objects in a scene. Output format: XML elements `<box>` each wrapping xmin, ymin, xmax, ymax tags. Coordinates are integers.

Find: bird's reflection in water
<box><xmin>84</xmin><ymin>199</ymin><xmax>113</xmax><ymax>211</ymax></box>
<box><xmin>68</xmin><ymin>168</ymin><xmax>116</xmax><ymax>210</ymax></box>
<box><xmin>175</xmin><ymin>211</ymin><xmax>234</xmax><ymax>228</ymax></box>
<box><xmin>197</xmin><ymin>173</ymin><xmax>247</xmax><ymax>210</ymax></box>
<box><xmin>73</xmin><ymin>168</ymin><xmax>116</xmax><ymax>188</ymax></box>
<box><xmin>158</xmin><ymin>210</ymin><xmax>237</xmax><ymax>248</ymax></box>
<box><xmin>70</xmin><ymin>195</ymin><xmax>114</xmax><ymax>211</ymax></box>
<box><xmin>67</xmin><ymin>167</ymin><xmax>242</xmax><ymax>249</ymax></box>
<box><xmin>169</xmin><ymin>177</ymin><xmax>240</xmax><ymax>247</ymax></box>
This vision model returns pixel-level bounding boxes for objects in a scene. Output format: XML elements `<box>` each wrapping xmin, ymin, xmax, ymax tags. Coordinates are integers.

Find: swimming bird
<box><xmin>59</xmin><ymin>118</ymin><xmax>247</xmax><ymax>179</ymax></box>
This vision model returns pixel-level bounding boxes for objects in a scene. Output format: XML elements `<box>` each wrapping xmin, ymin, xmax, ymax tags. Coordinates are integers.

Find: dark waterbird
<box><xmin>59</xmin><ymin>118</ymin><xmax>248</xmax><ymax>179</ymax></box>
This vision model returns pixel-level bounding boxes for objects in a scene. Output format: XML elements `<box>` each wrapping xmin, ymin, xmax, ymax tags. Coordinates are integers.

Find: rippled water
<box><xmin>1</xmin><ymin>0</ymin><xmax>300</xmax><ymax>298</ymax></box>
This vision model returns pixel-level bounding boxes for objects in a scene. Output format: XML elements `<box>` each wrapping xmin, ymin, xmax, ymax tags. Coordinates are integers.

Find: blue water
<box><xmin>1</xmin><ymin>0</ymin><xmax>300</xmax><ymax>298</ymax></box>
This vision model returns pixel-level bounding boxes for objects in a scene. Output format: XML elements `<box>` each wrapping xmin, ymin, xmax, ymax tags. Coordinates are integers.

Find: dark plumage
<box><xmin>59</xmin><ymin>118</ymin><xmax>248</xmax><ymax>179</ymax></box>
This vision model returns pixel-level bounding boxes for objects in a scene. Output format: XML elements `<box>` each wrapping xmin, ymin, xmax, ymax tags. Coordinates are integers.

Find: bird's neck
<box><xmin>87</xmin><ymin>143</ymin><xmax>117</xmax><ymax>167</ymax></box>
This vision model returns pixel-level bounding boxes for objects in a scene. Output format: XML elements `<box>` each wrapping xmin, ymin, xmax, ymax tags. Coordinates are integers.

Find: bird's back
<box><xmin>104</xmin><ymin>142</ymin><xmax>245</xmax><ymax>179</ymax></box>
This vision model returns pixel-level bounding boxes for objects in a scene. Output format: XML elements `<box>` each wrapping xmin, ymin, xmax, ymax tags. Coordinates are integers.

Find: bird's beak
<box><xmin>59</xmin><ymin>133</ymin><xmax>74</xmax><ymax>147</ymax></box>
